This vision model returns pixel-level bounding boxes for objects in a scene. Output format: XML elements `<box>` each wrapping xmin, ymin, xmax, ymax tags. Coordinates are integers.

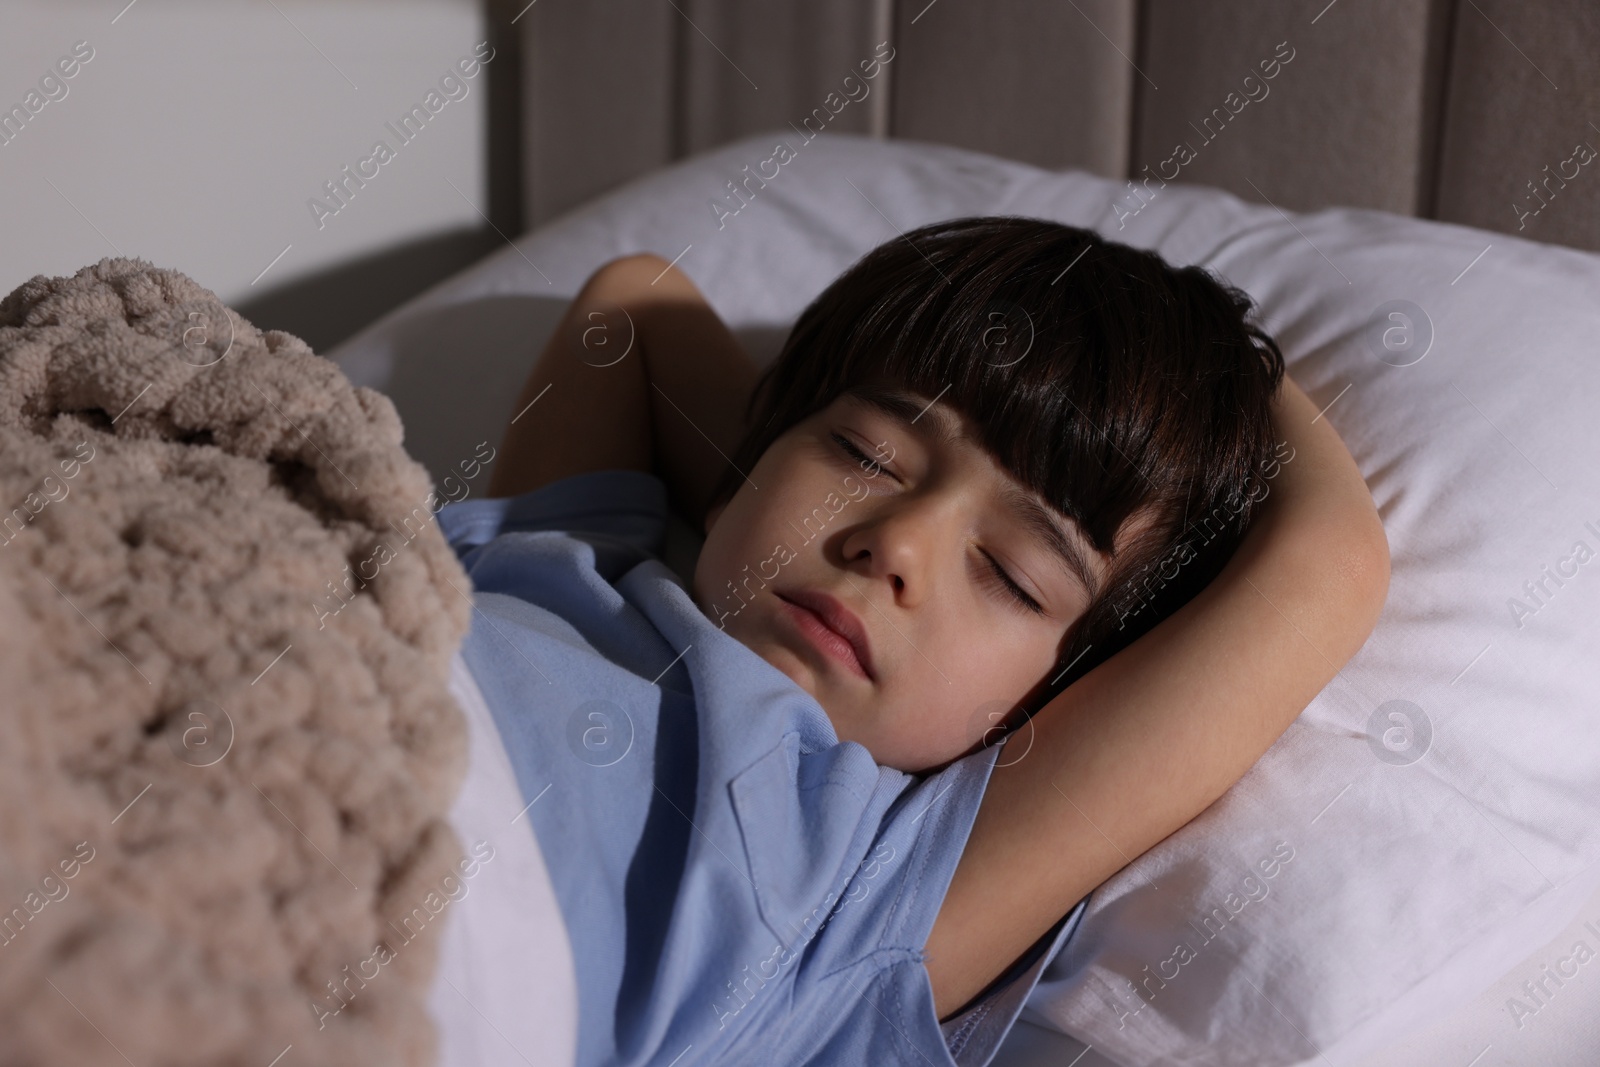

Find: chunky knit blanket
<box><xmin>0</xmin><ymin>259</ymin><xmax>472</xmax><ymax>1066</ymax></box>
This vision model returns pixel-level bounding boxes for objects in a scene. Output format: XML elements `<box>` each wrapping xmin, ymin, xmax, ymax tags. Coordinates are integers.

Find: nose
<box><xmin>840</xmin><ymin>490</ymin><xmax>961</xmax><ymax>606</ymax></box>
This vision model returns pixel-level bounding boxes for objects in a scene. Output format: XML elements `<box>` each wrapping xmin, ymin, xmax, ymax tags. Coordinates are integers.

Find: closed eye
<box><xmin>831</xmin><ymin>431</ymin><xmax>897</xmax><ymax>481</ymax></box>
<box><xmin>832</xmin><ymin>431</ymin><xmax>1044</xmax><ymax>616</ymax></box>
<box><xmin>978</xmin><ymin>548</ymin><xmax>1046</xmax><ymax>615</ymax></box>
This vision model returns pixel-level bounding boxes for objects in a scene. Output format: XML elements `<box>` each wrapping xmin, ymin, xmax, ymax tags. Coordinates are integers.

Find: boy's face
<box><xmin>692</xmin><ymin>383</ymin><xmax>1115</xmax><ymax>775</ymax></box>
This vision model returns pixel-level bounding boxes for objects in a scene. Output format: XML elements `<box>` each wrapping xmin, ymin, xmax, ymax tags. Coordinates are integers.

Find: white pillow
<box><xmin>331</xmin><ymin>130</ymin><xmax>1600</xmax><ymax>1067</ymax></box>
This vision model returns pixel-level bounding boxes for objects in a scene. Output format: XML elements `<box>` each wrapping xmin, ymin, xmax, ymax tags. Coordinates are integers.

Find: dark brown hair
<box><xmin>708</xmin><ymin>215</ymin><xmax>1285</xmax><ymax>716</ymax></box>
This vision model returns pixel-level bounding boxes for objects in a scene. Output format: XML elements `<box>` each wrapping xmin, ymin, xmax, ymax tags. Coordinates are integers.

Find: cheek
<box><xmin>692</xmin><ymin>507</ymin><xmax>742</xmax><ymax>605</ymax></box>
<box><xmin>692</xmin><ymin>456</ymin><xmax>794</xmax><ymax>602</ymax></box>
<box><xmin>919</xmin><ymin>632</ymin><xmax>1040</xmax><ymax>728</ymax></box>
<box><xmin>938</xmin><ymin>622</ymin><xmax>1066</xmax><ymax>712</ymax></box>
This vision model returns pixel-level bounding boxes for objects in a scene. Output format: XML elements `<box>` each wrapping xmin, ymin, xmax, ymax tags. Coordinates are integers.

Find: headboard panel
<box><xmin>680</xmin><ymin>0</ymin><xmax>891</xmax><ymax>152</ymax></box>
<box><xmin>1132</xmin><ymin>0</ymin><xmax>1451</xmax><ymax>217</ymax></box>
<box><xmin>519</xmin><ymin>0</ymin><xmax>1599</xmax><ymax>252</ymax></box>
<box><xmin>890</xmin><ymin>0</ymin><xmax>1136</xmax><ymax>181</ymax></box>
<box><xmin>1435</xmin><ymin>0</ymin><xmax>1600</xmax><ymax>250</ymax></box>
<box><xmin>521</xmin><ymin>0</ymin><xmax>674</xmax><ymax>231</ymax></box>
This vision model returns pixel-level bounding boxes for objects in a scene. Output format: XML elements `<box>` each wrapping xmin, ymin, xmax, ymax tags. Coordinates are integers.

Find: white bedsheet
<box><xmin>428</xmin><ymin>649</ymin><xmax>578</xmax><ymax>1067</ymax></box>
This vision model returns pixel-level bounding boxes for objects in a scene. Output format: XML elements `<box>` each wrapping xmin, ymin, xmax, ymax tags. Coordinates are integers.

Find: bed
<box><xmin>476</xmin><ymin>6</ymin><xmax>1599</xmax><ymax>1059</ymax></box>
<box><xmin>6</xmin><ymin>1</ymin><xmax>1599</xmax><ymax>1064</ymax></box>
<box><xmin>331</xmin><ymin>126</ymin><xmax>1600</xmax><ymax>1066</ymax></box>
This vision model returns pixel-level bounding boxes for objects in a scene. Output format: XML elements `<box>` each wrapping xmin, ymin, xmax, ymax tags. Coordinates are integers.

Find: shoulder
<box><xmin>729</xmin><ymin>737</ymin><xmax>1001</xmax><ymax>963</ymax></box>
<box><xmin>436</xmin><ymin>467</ymin><xmax>670</xmax><ymax>563</ymax></box>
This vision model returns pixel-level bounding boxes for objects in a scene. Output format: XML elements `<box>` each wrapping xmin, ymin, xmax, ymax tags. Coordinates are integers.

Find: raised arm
<box><xmin>487</xmin><ymin>253</ymin><xmax>759</xmax><ymax>530</ymax></box>
<box><xmin>922</xmin><ymin>373</ymin><xmax>1391</xmax><ymax>1019</ymax></box>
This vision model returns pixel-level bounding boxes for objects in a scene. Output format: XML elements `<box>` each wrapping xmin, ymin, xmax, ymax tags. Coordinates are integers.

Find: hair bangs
<box><xmin>709</xmin><ymin>215</ymin><xmax>1284</xmax><ymax>700</ymax></box>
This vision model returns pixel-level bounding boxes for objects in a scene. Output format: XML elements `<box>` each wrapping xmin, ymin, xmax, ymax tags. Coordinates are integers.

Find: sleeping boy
<box><xmin>434</xmin><ymin>216</ymin><xmax>1389</xmax><ymax>1066</ymax></box>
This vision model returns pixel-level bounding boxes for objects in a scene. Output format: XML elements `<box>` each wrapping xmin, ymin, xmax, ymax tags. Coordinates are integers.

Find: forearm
<box><xmin>486</xmin><ymin>255</ymin><xmax>760</xmax><ymax>517</ymax></box>
<box><xmin>630</xmin><ymin>256</ymin><xmax>761</xmax><ymax>532</ymax></box>
<box><xmin>1031</xmin><ymin>375</ymin><xmax>1388</xmax><ymax>814</ymax></box>
<box><xmin>925</xmin><ymin>374</ymin><xmax>1390</xmax><ymax>1017</ymax></box>
<box><xmin>486</xmin><ymin>261</ymin><xmax>654</xmax><ymax>499</ymax></box>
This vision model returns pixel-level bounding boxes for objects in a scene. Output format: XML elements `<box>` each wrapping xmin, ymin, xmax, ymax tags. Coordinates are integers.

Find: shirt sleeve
<box><xmin>732</xmin><ymin>732</ymin><xmax>1091</xmax><ymax>1067</ymax></box>
<box><xmin>435</xmin><ymin>468</ymin><xmax>669</xmax><ymax>570</ymax></box>
<box><xmin>887</xmin><ymin>745</ymin><xmax>1090</xmax><ymax>1067</ymax></box>
<box><xmin>937</xmin><ymin>898</ymin><xmax>1089</xmax><ymax>1066</ymax></box>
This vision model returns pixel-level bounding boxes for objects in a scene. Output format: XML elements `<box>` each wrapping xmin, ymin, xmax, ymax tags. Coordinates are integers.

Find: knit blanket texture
<box><xmin>0</xmin><ymin>258</ymin><xmax>472</xmax><ymax>1066</ymax></box>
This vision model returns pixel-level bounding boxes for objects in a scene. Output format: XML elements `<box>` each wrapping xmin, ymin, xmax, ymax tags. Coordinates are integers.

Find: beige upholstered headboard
<box><xmin>517</xmin><ymin>0</ymin><xmax>1600</xmax><ymax>253</ymax></box>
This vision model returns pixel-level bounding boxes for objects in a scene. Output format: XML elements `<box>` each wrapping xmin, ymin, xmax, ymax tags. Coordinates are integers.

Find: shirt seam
<box><xmin>876</xmin><ymin>759</ymin><xmax>978</xmax><ymax>955</ymax></box>
<box><xmin>945</xmin><ymin>997</ymin><xmax>994</xmax><ymax>1058</ymax></box>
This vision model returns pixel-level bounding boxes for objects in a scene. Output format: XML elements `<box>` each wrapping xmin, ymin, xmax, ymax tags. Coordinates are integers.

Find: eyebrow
<box><xmin>843</xmin><ymin>384</ymin><xmax>1102</xmax><ymax>598</ymax></box>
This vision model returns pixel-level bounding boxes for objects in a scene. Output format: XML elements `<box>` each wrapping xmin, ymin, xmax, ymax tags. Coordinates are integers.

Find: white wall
<box><xmin>0</xmin><ymin>0</ymin><xmax>487</xmax><ymax>311</ymax></box>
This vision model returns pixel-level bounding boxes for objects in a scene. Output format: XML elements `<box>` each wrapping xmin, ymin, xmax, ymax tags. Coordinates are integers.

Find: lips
<box><xmin>774</xmin><ymin>588</ymin><xmax>875</xmax><ymax>681</ymax></box>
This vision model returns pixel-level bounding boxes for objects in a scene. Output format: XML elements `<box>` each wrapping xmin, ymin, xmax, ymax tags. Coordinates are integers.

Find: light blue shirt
<box><xmin>435</xmin><ymin>469</ymin><xmax>1087</xmax><ymax>1067</ymax></box>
